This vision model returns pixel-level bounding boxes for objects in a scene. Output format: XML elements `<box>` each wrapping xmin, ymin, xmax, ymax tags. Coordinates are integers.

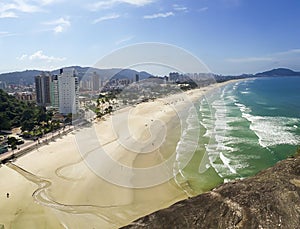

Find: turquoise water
<box><xmin>178</xmin><ymin>77</ymin><xmax>300</xmax><ymax>192</ymax></box>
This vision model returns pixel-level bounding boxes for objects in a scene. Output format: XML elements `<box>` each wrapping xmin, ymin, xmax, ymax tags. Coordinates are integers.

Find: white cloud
<box><xmin>0</xmin><ymin>31</ymin><xmax>9</xmax><ymax>36</ymax></box>
<box><xmin>227</xmin><ymin>57</ymin><xmax>273</xmax><ymax>63</ymax></box>
<box><xmin>17</xmin><ymin>54</ymin><xmax>28</xmax><ymax>60</ymax></box>
<box><xmin>289</xmin><ymin>49</ymin><xmax>300</xmax><ymax>54</ymax></box>
<box><xmin>120</xmin><ymin>0</ymin><xmax>154</xmax><ymax>5</ymax></box>
<box><xmin>14</xmin><ymin>0</ymin><xmax>41</xmax><ymax>13</ymax></box>
<box><xmin>0</xmin><ymin>11</ymin><xmax>18</xmax><ymax>18</ymax></box>
<box><xmin>43</xmin><ymin>17</ymin><xmax>71</xmax><ymax>33</ymax></box>
<box><xmin>173</xmin><ymin>4</ymin><xmax>188</xmax><ymax>12</ymax></box>
<box><xmin>18</xmin><ymin>50</ymin><xmax>66</xmax><ymax>62</ymax></box>
<box><xmin>0</xmin><ymin>0</ymin><xmax>42</xmax><ymax>18</ymax></box>
<box><xmin>144</xmin><ymin>12</ymin><xmax>174</xmax><ymax>19</ymax></box>
<box><xmin>44</xmin><ymin>17</ymin><xmax>71</xmax><ymax>26</ymax></box>
<box><xmin>93</xmin><ymin>13</ymin><xmax>120</xmax><ymax>24</ymax></box>
<box><xmin>53</xmin><ymin>25</ymin><xmax>63</xmax><ymax>33</ymax></box>
<box><xmin>227</xmin><ymin>48</ymin><xmax>300</xmax><ymax>64</ymax></box>
<box><xmin>88</xmin><ymin>0</ymin><xmax>155</xmax><ymax>11</ymax></box>
<box><xmin>0</xmin><ymin>0</ymin><xmax>63</xmax><ymax>18</ymax></box>
<box><xmin>38</xmin><ymin>0</ymin><xmax>63</xmax><ymax>5</ymax></box>
<box><xmin>0</xmin><ymin>31</ymin><xmax>18</xmax><ymax>37</ymax></box>
<box><xmin>276</xmin><ymin>49</ymin><xmax>300</xmax><ymax>56</ymax></box>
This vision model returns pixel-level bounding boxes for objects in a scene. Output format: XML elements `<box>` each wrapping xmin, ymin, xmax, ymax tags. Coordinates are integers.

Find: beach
<box><xmin>0</xmin><ymin>80</ymin><xmax>238</xmax><ymax>228</ymax></box>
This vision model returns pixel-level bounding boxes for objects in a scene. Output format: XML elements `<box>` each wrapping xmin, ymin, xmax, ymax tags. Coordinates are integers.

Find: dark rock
<box><xmin>122</xmin><ymin>156</ymin><xmax>300</xmax><ymax>229</ymax></box>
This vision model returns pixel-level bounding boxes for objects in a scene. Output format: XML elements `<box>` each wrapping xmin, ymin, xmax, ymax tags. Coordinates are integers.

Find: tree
<box><xmin>7</xmin><ymin>137</ymin><xmax>18</xmax><ymax>150</ymax></box>
<box><xmin>108</xmin><ymin>106</ymin><xmax>113</xmax><ymax>114</ymax></box>
<box><xmin>37</xmin><ymin>107</ymin><xmax>48</xmax><ymax>123</ymax></box>
<box><xmin>21</xmin><ymin>109</ymin><xmax>34</xmax><ymax>122</ymax></box>
<box><xmin>21</xmin><ymin>120</ymin><xmax>35</xmax><ymax>132</ymax></box>
<box><xmin>0</xmin><ymin>114</ymin><xmax>11</xmax><ymax>130</ymax></box>
<box><xmin>0</xmin><ymin>89</ymin><xmax>57</xmax><ymax>134</ymax></box>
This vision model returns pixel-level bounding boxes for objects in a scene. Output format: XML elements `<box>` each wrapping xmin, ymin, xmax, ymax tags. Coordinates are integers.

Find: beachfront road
<box><xmin>0</xmin><ymin>126</ymin><xmax>74</xmax><ymax>163</ymax></box>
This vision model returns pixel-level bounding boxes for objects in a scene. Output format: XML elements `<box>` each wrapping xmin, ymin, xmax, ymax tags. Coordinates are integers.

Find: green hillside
<box><xmin>0</xmin><ymin>89</ymin><xmax>50</xmax><ymax>131</ymax></box>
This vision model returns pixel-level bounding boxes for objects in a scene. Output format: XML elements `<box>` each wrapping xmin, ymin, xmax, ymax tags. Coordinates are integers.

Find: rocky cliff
<box><xmin>122</xmin><ymin>155</ymin><xmax>300</xmax><ymax>229</ymax></box>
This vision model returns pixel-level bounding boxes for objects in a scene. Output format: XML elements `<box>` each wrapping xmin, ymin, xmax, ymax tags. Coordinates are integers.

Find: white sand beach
<box><xmin>0</xmin><ymin>80</ymin><xmax>238</xmax><ymax>228</ymax></box>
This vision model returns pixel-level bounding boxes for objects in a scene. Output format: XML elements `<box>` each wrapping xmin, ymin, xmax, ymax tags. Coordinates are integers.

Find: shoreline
<box><xmin>0</xmin><ymin>79</ymin><xmax>244</xmax><ymax>228</ymax></box>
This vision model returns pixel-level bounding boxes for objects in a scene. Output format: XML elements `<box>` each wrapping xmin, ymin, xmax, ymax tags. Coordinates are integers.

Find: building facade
<box><xmin>58</xmin><ymin>68</ymin><xmax>79</xmax><ymax>114</ymax></box>
<box><xmin>14</xmin><ymin>92</ymin><xmax>36</xmax><ymax>102</ymax></box>
<box><xmin>0</xmin><ymin>81</ymin><xmax>6</xmax><ymax>90</ymax></box>
<box><xmin>92</xmin><ymin>72</ymin><xmax>100</xmax><ymax>91</ymax></box>
<box><xmin>50</xmin><ymin>75</ymin><xmax>59</xmax><ymax>109</ymax></box>
<box><xmin>35</xmin><ymin>72</ymin><xmax>51</xmax><ymax>107</ymax></box>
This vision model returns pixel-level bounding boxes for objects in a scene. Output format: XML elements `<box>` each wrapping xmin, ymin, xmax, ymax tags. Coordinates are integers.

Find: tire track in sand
<box><xmin>6</xmin><ymin>162</ymin><xmax>132</xmax><ymax>226</ymax></box>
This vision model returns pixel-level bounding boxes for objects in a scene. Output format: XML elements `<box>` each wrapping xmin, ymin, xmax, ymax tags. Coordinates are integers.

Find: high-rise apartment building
<box><xmin>58</xmin><ymin>68</ymin><xmax>79</xmax><ymax>114</ymax></box>
<box><xmin>92</xmin><ymin>72</ymin><xmax>100</xmax><ymax>91</ymax></box>
<box><xmin>35</xmin><ymin>72</ymin><xmax>51</xmax><ymax>107</ymax></box>
<box><xmin>50</xmin><ymin>75</ymin><xmax>59</xmax><ymax>109</ymax></box>
<box><xmin>35</xmin><ymin>69</ymin><xmax>79</xmax><ymax>115</ymax></box>
<box><xmin>0</xmin><ymin>81</ymin><xmax>6</xmax><ymax>90</ymax></box>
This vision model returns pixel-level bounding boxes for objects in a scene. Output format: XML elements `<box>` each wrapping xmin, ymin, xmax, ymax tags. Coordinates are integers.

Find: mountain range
<box><xmin>0</xmin><ymin>66</ymin><xmax>153</xmax><ymax>85</ymax></box>
<box><xmin>0</xmin><ymin>67</ymin><xmax>299</xmax><ymax>86</ymax></box>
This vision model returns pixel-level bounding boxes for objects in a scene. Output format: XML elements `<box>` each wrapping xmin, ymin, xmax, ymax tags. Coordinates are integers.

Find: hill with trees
<box><xmin>0</xmin><ymin>89</ymin><xmax>52</xmax><ymax>132</ymax></box>
<box><xmin>0</xmin><ymin>66</ymin><xmax>153</xmax><ymax>85</ymax></box>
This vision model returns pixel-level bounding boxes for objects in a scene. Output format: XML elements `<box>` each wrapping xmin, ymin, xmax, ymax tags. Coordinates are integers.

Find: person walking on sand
<box><xmin>6</xmin><ymin>193</ymin><xmax>9</xmax><ymax>198</ymax></box>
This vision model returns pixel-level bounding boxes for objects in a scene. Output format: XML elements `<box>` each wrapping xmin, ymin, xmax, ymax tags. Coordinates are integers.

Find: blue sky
<box><xmin>0</xmin><ymin>0</ymin><xmax>300</xmax><ymax>75</ymax></box>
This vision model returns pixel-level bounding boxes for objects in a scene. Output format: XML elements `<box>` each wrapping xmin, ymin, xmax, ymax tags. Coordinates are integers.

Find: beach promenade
<box><xmin>0</xmin><ymin>126</ymin><xmax>74</xmax><ymax>164</ymax></box>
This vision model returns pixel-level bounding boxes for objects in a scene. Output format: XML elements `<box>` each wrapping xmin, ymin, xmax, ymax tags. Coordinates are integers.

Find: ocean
<box><xmin>176</xmin><ymin>77</ymin><xmax>300</xmax><ymax>194</ymax></box>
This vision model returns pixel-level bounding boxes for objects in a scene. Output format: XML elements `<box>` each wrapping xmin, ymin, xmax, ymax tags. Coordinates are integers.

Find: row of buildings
<box><xmin>79</xmin><ymin>72</ymin><xmax>102</xmax><ymax>92</ymax></box>
<box><xmin>79</xmin><ymin>73</ymin><xmax>140</xmax><ymax>92</ymax></box>
<box><xmin>35</xmin><ymin>68</ymin><xmax>79</xmax><ymax>114</ymax></box>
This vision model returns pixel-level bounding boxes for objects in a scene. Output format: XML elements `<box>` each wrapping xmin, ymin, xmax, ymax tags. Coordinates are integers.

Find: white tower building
<box><xmin>58</xmin><ymin>68</ymin><xmax>79</xmax><ymax>114</ymax></box>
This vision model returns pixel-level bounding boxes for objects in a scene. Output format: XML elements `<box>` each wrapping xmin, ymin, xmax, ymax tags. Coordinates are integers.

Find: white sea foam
<box><xmin>235</xmin><ymin>103</ymin><xmax>300</xmax><ymax>148</ymax></box>
<box><xmin>174</xmin><ymin>106</ymin><xmax>201</xmax><ymax>179</ymax></box>
<box><xmin>234</xmin><ymin>102</ymin><xmax>251</xmax><ymax>113</ymax></box>
<box><xmin>266</xmin><ymin>107</ymin><xmax>278</xmax><ymax>111</ymax></box>
<box><xmin>232</xmin><ymin>82</ymin><xmax>240</xmax><ymax>91</ymax></box>
<box><xmin>256</xmin><ymin>101</ymin><xmax>267</xmax><ymax>105</ymax></box>
<box><xmin>226</xmin><ymin>116</ymin><xmax>244</xmax><ymax>124</ymax></box>
<box><xmin>226</xmin><ymin>95</ymin><xmax>238</xmax><ymax>103</ymax></box>
<box><xmin>202</xmin><ymin>87</ymin><xmax>243</xmax><ymax>178</ymax></box>
<box><xmin>220</xmin><ymin>152</ymin><xmax>237</xmax><ymax>174</ymax></box>
<box><xmin>240</xmin><ymin>91</ymin><xmax>250</xmax><ymax>94</ymax></box>
<box><xmin>202</xmin><ymin>79</ymin><xmax>299</xmax><ymax>181</ymax></box>
<box><xmin>246</xmin><ymin>115</ymin><xmax>300</xmax><ymax>148</ymax></box>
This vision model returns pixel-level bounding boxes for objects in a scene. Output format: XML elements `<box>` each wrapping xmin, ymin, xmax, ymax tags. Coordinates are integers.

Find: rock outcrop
<box><xmin>123</xmin><ymin>155</ymin><xmax>300</xmax><ymax>229</ymax></box>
